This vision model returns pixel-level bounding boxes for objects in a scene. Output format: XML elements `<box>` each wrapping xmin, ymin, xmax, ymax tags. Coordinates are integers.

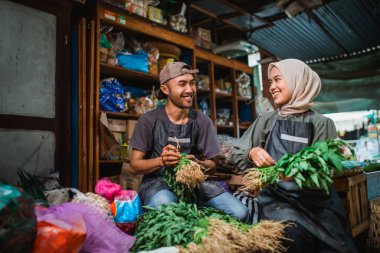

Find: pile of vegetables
<box><xmin>163</xmin><ymin>154</ymin><xmax>206</xmax><ymax>202</ymax></box>
<box><xmin>241</xmin><ymin>139</ymin><xmax>356</xmax><ymax>193</ymax></box>
<box><xmin>132</xmin><ymin>202</ymin><xmax>286</xmax><ymax>253</ymax></box>
<box><xmin>364</xmin><ymin>163</ymin><xmax>380</xmax><ymax>173</ymax></box>
<box><xmin>17</xmin><ymin>168</ymin><xmax>49</xmax><ymax>206</ymax></box>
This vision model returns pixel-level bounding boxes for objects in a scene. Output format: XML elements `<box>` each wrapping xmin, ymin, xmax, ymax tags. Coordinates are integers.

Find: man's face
<box><xmin>161</xmin><ymin>74</ymin><xmax>196</xmax><ymax>109</ymax></box>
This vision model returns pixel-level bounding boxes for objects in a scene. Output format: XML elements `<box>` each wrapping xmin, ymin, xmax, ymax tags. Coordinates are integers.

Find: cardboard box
<box><xmin>104</xmin><ymin>10</ymin><xmax>116</xmax><ymax>21</ymax></box>
<box><xmin>126</xmin><ymin>119</ymin><xmax>138</xmax><ymax>140</ymax></box>
<box><xmin>195</xmin><ymin>27</ymin><xmax>211</xmax><ymax>42</ymax></box>
<box><xmin>124</xmin><ymin>0</ymin><xmax>148</xmax><ymax>18</ymax></box>
<box><xmin>148</xmin><ymin>6</ymin><xmax>163</xmax><ymax>24</ymax></box>
<box><xmin>120</xmin><ymin>163</ymin><xmax>143</xmax><ymax>191</ymax></box>
<box><xmin>100</xmin><ymin>112</ymin><xmax>121</xmax><ymax>160</ymax></box>
<box><xmin>108</xmin><ymin>119</ymin><xmax>127</xmax><ymax>132</ymax></box>
<box><xmin>113</xmin><ymin>132</ymin><xmax>124</xmax><ymax>145</ymax></box>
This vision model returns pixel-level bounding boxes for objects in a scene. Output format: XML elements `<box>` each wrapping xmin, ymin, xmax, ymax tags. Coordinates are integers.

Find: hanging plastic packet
<box><xmin>99</xmin><ymin>78</ymin><xmax>126</xmax><ymax>112</ymax></box>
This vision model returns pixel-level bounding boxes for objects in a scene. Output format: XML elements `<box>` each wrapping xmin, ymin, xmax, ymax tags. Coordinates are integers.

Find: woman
<box><xmin>230</xmin><ymin>59</ymin><xmax>356</xmax><ymax>253</ymax></box>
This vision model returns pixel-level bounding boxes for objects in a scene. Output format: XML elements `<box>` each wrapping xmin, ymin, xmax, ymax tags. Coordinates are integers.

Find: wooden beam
<box><xmin>190</xmin><ymin>4</ymin><xmax>247</xmax><ymax>32</ymax></box>
<box><xmin>218</xmin><ymin>11</ymin><xmax>244</xmax><ymax>20</ymax></box>
<box><xmin>193</xmin><ymin>17</ymin><xmax>213</xmax><ymax>27</ymax></box>
<box><xmin>217</xmin><ymin>0</ymin><xmax>271</xmax><ymax>25</ymax></box>
<box><xmin>0</xmin><ymin>114</ymin><xmax>55</xmax><ymax>131</ymax></box>
<box><xmin>216</xmin><ymin>24</ymin><xmax>231</xmax><ymax>30</ymax></box>
<box><xmin>195</xmin><ymin>48</ymin><xmax>252</xmax><ymax>73</ymax></box>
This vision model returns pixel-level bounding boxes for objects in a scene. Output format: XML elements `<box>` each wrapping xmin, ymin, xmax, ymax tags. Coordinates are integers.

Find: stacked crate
<box><xmin>333</xmin><ymin>173</ymin><xmax>369</xmax><ymax>237</ymax></box>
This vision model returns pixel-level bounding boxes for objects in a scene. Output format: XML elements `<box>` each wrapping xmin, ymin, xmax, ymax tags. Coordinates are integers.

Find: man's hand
<box><xmin>249</xmin><ymin>147</ymin><xmax>275</xmax><ymax>167</ymax></box>
<box><xmin>160</xmin><ymin>144</ymin><xmax>181</xmax><ymax>167</ymax></box>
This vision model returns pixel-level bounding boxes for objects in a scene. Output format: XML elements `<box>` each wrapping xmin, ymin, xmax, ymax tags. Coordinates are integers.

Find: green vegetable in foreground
<box><xmin>163</xmin><ymin>154</ymin><xmax>199</xmax><ymax>203</ymax></box>
<box><xmin>132</xmin><ymin>202</ymin><xmax>270</xmax><ymax>252</ymax></box>
<box><xmin>243</xmin><ymin>139</ymin><xmax>356</xmax><ymax>193</ymax></box>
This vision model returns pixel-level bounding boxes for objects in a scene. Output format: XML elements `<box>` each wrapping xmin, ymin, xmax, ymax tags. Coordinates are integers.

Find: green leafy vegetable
<box><xmin>243</xmin><ymin>139</ymin><xmax>356</xmax><ymax>193</ymax></box>
<box><xmin>163</xmin><ymin>154</ymin><xmax>197</xmax><ymax>203</ymax></box>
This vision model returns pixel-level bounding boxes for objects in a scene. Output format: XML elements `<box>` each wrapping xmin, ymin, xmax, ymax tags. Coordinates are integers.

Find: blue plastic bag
<box><xmin>99</xmin><ymin>78</ymin><xmax>125</xmax><ymax>112</ymax></box>
<box><xmin>110</xmin><ymin>190</ymin><xmax>142</xmax><ymax>223</ymax></box>
<box><xmin>117</xmin><ymin>50</ymin><xmax>149</xmax><ymax>73</ymax></box>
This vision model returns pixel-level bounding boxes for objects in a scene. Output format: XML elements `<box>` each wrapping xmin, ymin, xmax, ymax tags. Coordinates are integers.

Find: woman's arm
<box><xmin>312</xmin><ymin>117</ymin><xmax>337</xmax><ymax>143</ymax></box>
<box><xmin>230</xmin><ymin>112</ymin><xmax>278</xmax><ymax>170</ymax></box>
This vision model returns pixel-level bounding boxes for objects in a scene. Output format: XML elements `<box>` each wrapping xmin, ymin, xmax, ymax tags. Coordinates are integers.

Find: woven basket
<box><xmin>368</xmin><ymin>199</ymin><xmax>380</xmax><ymax>250</ymax></box>
<box><xmin>147</xmin><ymin>41</ymin><xmax>181</xmax><ymax>57</ymax></box>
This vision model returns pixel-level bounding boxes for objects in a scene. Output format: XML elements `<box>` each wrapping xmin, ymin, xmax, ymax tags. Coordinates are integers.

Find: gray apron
<box><xmin>259</xmin><ymin>112</ymin><xmax>356</xmax><ymax>253</ymax></box>
<box><xmin>139</xmin><ymin>109</ymin><xmax>225</xmax><ymax>205</ymax></box>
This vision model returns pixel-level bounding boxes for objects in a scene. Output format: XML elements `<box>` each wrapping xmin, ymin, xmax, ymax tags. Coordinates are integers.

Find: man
<box><xmin>129</xmin><ymin>62</ymin><xmax>248</xmax><ymax>221</ymax></box>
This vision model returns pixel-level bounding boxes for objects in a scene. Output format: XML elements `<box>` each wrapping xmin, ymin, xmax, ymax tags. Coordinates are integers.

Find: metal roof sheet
<box><xmin>249</xmin><ymin>0</ymin><xmax>380</xmax><ymax>61</ymax></box>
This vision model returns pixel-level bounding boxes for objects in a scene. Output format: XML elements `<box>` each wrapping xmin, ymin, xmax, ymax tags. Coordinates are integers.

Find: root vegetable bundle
<box><xmin>163</xmin><ymin>154</ymin><xmax>206</xmax><ymax>202</ymax></box>
<box><xmin>132</xmin><ymin>202</ymin><xmax>287</xmax><ymax>253</ymax></box>
<box><xmin>242</xmin><ymin>139</ymin><xmax>356</xmax><ymax>193</ymax></box>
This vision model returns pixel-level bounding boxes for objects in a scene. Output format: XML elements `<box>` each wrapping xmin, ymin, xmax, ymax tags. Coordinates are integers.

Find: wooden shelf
<box><xmin>215</xmin><ymin>91</ymin><xmax>232</xmax><ymax>99</ymax></box>
<box><xmin>99</xmin><ymin>159</ymin><xmax>129</xmax><ymax>164</ymax></box>
<box><xmin>239</xmin><ymin>124</ymin><xmax>250</xmax><ymax>130</ymax></box>
<box><xmin>100</xmin><ymin>63</ymin><xmax>158</xmax><ymax>86</ymax></box>
<box><xmin>217</xmin><ymin>124</ymin><xmax>234</xmax><ymax>130</ymax></box>
<box><xmin>237</xmin><ymin>96</ymin><xmax>252</xmax><ymax>102</ymax></box>
<box><xmin>99</xmin><ymin>5</ymin><xmax>194</xmax><ymax>49</ymax></box>
<box><xmin>103</xmin><ymin>111</ymin><xmax>141</xmax><ymax>119</ymax></box>
<box><xmin>195</xmin><ymin>48</ymin><xmax>252</xmax><ymax>73</ymax></box>
<box><xmin>197</xmin><ymin>87</ymin><xmax>210</xmax><ymax>96</ymax></box>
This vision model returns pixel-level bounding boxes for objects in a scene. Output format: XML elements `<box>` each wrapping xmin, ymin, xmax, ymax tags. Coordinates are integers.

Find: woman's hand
<box><xmin>248</xmin><ymin>147</ymin><xmax>275</xmax><ymax>167</ymax></box>
<box><xmin>160</xmin><ymin>144</ymin><xmax>181</xmax><ymax>167</ymax></box>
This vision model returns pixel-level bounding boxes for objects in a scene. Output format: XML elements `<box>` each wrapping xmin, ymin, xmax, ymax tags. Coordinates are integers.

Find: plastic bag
<box><xmin>95</xmin><ymin>178</ymin><xmax>122</xmax><ymax>202</ymax></box>
<box><xmin>110</xmin><ymin>190</ymin><xmax>142</xmax><ymax>235</ymax></box>
<box><xmin>110</xmin><ymin>190</ymin><xmax>142</xmax><ymax>223</ymax></box>
<box><xmin>32</xmin><ymin>208</ymin><xmax>86</xmax><ymax>253</ymax></box>
<box><xmin>99</xmin><ymin>78</ymin><xmax>126</xmax><ymax>112</ymax></box>
<box><xmin>35</xmin><ymin>203</ymin><xmax>135</xmax><ymax>253</ymax></box>
<box><xmin>108</xmin><ymin>32</ymin><xmax>125</xmax><ymax>55</ymax></box>
<box><xmin>117</xmin><ymin>50</ymin><xmax>149</xmax><ymax>73</ymax></box>
<box><xmin>100</xmin><ymin>34</ymin><xmax>112</xmax><ymax>49</ymax></box>
<box><xmin>0</xmin><ymin>184</ymin><xmax>37</xmax><ymax>253</ymax></box>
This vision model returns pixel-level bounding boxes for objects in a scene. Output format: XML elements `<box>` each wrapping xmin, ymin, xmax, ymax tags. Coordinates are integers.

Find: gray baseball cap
<box><xmin>158</xmin><ymin>62</ymin><xmax>199</xmax><ymax>99</ymax></box>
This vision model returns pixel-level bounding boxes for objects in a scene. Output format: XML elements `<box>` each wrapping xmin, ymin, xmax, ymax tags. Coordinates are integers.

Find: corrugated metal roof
<box><xmin>249</xmin><ymin>0</ymin><xmax>380</xmax><ymax>61</ymax></box>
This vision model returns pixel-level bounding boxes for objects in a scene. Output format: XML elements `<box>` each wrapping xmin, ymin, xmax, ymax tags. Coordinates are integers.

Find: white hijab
<box><xmin>268</xmin><ymin>59</ymin><xmax>321</xmax><ymax>117</ymax></box>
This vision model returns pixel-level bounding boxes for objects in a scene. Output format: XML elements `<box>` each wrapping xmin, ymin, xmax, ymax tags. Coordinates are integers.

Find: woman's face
<box><xmin>269</xmin><ymin>67</ymin><xmax>292</xmax><ymax>107</ymax></box>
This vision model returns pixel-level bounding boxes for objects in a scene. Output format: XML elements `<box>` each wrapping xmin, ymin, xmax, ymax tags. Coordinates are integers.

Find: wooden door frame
<box><xmin>0</xmin><ymin>0</ymin><xmax>72</xmax><ymax>186</ymax></box>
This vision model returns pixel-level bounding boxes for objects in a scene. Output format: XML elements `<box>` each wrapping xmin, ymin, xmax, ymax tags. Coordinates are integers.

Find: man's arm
<box><xmin>129</xmin><ymin>144</ymin><xmax>181</xmax><ymax>175</ymax></box>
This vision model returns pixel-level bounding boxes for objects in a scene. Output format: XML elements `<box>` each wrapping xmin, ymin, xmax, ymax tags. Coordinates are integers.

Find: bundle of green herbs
<box><xmin>17</xmin><ymin>168</ymin><xmax>48</xmax><ymax>206</ymax></box>
<box><xmin>132</xmin><ymin>202</ymin><xmax>286</xmax><ymax>253</ymax></box>
<box><xmin>241</xmin><ymin>139</ymin><xmax>356</xmax><ymax>193</ymax></box>
<box><xmin>163</xmin><ymin>154</ymin><xmax>206</xmax><ymax>202</ymax></box>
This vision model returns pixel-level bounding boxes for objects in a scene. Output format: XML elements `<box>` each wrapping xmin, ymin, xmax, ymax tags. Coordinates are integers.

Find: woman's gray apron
<box><xmin>259</xmin><ymin>113</ymin><xmax>356</xmax><ymax>253</ymax></box>
<box><xmin>139</xmin><ymin>110</ymin><xmax>225</xmax><ymax>205</ymax></box>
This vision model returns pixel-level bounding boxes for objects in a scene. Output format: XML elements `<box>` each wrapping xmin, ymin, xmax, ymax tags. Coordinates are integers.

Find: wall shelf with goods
<box><xmin>194</xmin><ymin>48</ymin><xmax>255</xmax><ymax>138</ymax></box>
<box><xmin>235</xmin><ymin>70</ymin><xmax>256</xmax><ymax>137</ymax></box>
<box><xmin>79</xmin><ymin>1</ymin><xmax>255</xmax><ymax>190</ymax></box>
<box><xmin>82</xmin><ymin>2</ymin><xmax>197</xmax><ymax>191</ymax></box>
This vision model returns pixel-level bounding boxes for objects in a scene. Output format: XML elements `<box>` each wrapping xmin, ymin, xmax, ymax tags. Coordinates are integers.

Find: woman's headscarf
<box><xmin>268</xmin><ymin>59</ymin><xmax>321</xmax><ymax>117</ymax></box>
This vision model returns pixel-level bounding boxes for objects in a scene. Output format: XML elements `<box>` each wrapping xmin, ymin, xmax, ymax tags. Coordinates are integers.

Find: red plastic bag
<box><xmin>33</xmin><ymin>219</ymin><xmax>86</xmax><ymax>253</ymax></box>
<box><xmin>32</xmin><ymin>208</ymin><xmax>86</xmax><ymax>253</ymax></box>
